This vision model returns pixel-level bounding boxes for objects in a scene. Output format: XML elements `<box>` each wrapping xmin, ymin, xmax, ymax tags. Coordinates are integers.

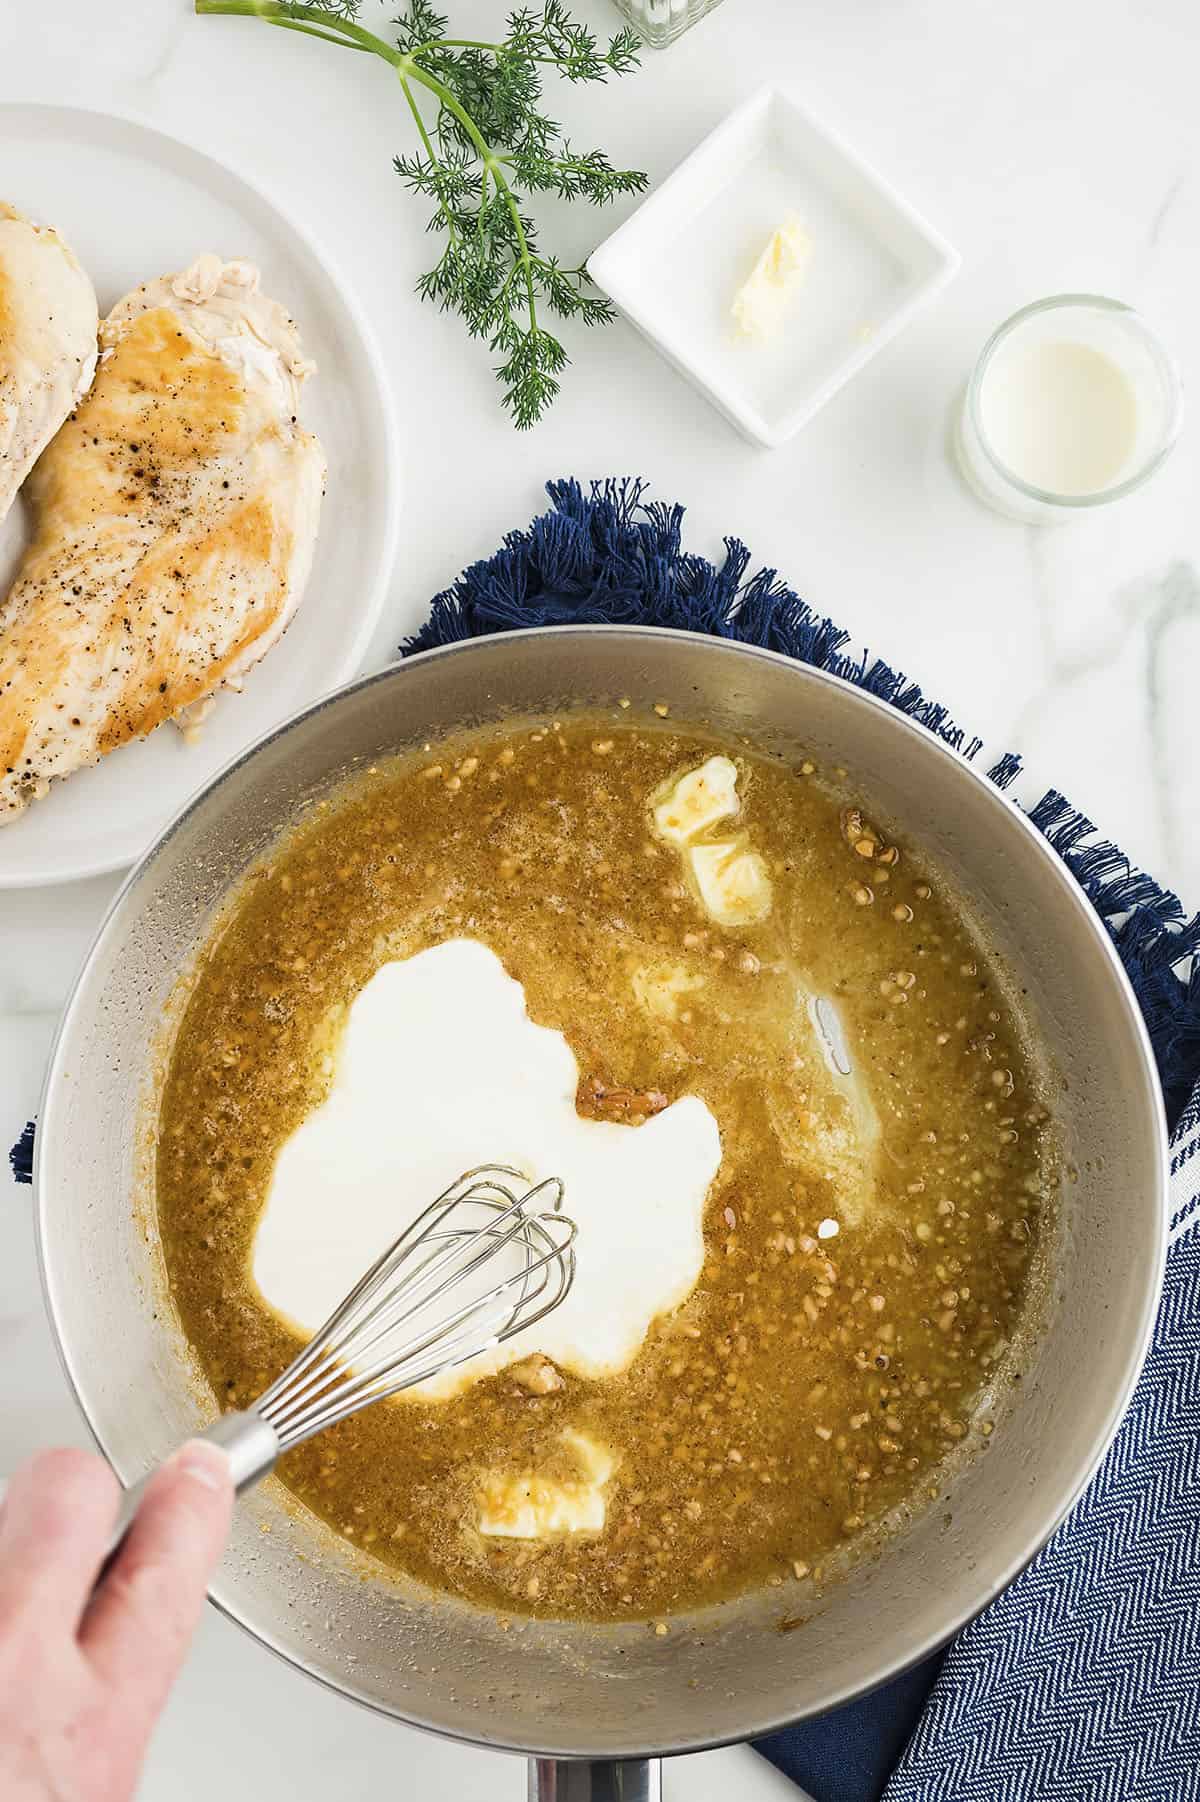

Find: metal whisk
<box><xmin>103</xmin><ymin>1166</ymin><xmax>576</xmax><ymax>1566</ymax></box>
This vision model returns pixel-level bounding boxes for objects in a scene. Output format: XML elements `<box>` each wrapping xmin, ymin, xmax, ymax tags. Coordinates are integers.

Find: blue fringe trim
<box><xmin>10</xmin><ymin>1119</ymin><xmax>34</xmax><ymax>1185</ymax></box>
<box><xmin>1028</xmin><ymin>793</ymin><xmax>1200</xmax><ymax>1127</ymax></box>
<box><xmin>12</xmin><ymin>479</ymin><xmax>1198</xmax><ymax>1184</ymax></box>
<box><xmin>408</xmin><ymin>478</ymin><xmax>991</xmax><ymax>759</ymax></box>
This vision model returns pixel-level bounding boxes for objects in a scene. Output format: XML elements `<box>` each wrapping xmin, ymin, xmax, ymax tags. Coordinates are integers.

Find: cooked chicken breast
<box><xmin>0</xmin><ymin>201</ymin><xmax>98</xmax><ymax>523</ymax></box>
<box><xmin>0</xmin><ymin>255</ymin><xmax>325</xmax><ymax>821</ymax></box>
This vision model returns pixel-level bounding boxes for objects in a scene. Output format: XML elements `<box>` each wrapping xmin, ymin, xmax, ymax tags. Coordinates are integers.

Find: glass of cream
<box><xmin>957</xmin><ymin>295</ymin><xmax>1182</xmax><ymax>523</ymax></box>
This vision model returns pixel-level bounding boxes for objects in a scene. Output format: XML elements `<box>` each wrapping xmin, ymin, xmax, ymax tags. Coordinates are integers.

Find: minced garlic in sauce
<box><xmin>156</xmin><ymin>712</ymin><xmax>1056</xmax><ymax>1621</ymax></box>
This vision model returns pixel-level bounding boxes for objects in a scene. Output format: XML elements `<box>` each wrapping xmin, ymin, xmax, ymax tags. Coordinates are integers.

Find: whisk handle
<box><xmin>192</xmin><ymin>1408</ymin><xmax>282</xmax><ymax>1492</ymax></box>
<box><xmin>100</xmin><ymin>1409</ymin><xmax>281</xmax><ymax>1576</ymax></box>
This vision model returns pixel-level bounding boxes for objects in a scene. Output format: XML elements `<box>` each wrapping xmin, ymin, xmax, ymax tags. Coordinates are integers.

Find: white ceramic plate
<box><xmin>0</xmin><ymin>103</ymin><xmax>400</xmax><ymax>887</ymax></box>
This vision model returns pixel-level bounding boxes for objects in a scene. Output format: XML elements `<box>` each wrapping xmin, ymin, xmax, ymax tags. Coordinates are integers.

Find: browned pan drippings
<box><xmin>156</xmin><ymin>712</ymin><xmax>1056</xmax><ymax>1622</ymax></box>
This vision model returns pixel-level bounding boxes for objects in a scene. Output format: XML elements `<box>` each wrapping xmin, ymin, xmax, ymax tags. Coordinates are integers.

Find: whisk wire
<box><xmin>101</xmin><ymin>1165</ymin><xmax>577</xmax><ymax>1576</ymax></box>
<box><xmin>255</xmin><ymin>1167</ymin><xmax>532</xmax><ymax>1415</ymax></box>
<box><xmin>264</xmin><ymin>1220</ymin><xmax>572</xmax><ymax>1444</ymax></box>
<box><xmin>254</xmin><ymin>1167</ymin><xmax>516</xmax><ymax>1415</ymax></box>
<box><xmin>262</xmin><ymin>1212</ymin><xmax>533</xmax><ymax>1429</ymax></box>
<box><xmin>332</xmin><ymin>1196</ymin><xmax>550</xmax><ymax>1366</ymax></box>
<box><xmin>269</xmin><ymin>1222</ymin><xmax>573</xmax><ymax>1439</ymax></box>
<box><xmin>259</xmin><ymin>1176</ymin><xmax>554</xmax><ymax>1422</ymax></box>
<box><xmin>254</xmin><ymin>1165</ymin><xmax>576</xmax><ymax>1454</ymax></box>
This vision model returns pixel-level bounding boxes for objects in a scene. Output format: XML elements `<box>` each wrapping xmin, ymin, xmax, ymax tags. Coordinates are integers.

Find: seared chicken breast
<box><xmin>0</xmin><ymin>255</ymin><xmax>325</xmax><ymax>821</ymax></box>
<box><xmin>0</xmin><ymin>202</ymin><xmax>98</xmax><ymax>522</ymax></box>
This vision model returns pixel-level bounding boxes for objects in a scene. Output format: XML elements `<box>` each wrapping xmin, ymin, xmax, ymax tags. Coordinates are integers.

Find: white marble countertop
<box><xmin>1</xmin><ymin>0</ymin><xmax>1197</xmax><ymax>1795</ymax></box>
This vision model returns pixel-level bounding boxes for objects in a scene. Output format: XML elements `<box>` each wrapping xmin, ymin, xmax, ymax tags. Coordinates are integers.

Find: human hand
<box><xmin>0</xmin><ymin>1442</ymin><xmax>233</xmax><ymax>1802</ymax></box>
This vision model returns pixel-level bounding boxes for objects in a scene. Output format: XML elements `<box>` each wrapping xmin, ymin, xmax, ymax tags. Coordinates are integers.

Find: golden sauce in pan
<box><xmin>156</xmin><ymin>714</ymin><xmax>1055</xmax><ymax>1620</ymax></box>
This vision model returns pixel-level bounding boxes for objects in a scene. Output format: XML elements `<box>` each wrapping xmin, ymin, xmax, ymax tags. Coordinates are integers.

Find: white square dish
<box><xmin>588</xmin><ymin>85</ymin><xmax>960</xmax><ymax>448</ymax></box>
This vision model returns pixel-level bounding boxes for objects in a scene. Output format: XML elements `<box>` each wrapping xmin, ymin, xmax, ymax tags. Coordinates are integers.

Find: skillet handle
<box><xmin>528</xmin><ymin>1759</ymin><xmax>662</xmax><ymax>1802</ymax></box>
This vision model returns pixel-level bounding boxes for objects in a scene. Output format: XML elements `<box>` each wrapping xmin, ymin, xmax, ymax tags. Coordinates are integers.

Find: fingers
<box><xmin>0</xmin><ymin>1446</ymin><xmax>120</xmax><ymax>1636</ymax></box>
<box><xmin>81</xmin><ymin>1440</ymin><xmax>232</xmax><ymax>1723</ymax></box>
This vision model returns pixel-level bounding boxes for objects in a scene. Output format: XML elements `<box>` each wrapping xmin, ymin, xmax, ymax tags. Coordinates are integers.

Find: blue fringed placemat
<box><xmin>13</xmin><ymin>478</ymin><xmax>1200</xmax><ymax>1802</ymax></box>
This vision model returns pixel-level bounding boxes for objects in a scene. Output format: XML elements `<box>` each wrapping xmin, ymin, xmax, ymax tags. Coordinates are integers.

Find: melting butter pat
<box><xmin>688</xmin><ymin>838</ymin><xmax>773</xmax><ymax>927</ymax></box>
<box><xmin>649</xmin><ymin>757</ymin><xmax>774</xmax><ymax>928</ymax></box>
<box><xmin>631</xmin><ymin>961</ymin><xmax>706</xmax><ymax>1022</ymax></box>
<box><xmin>731</xmin><ymin>214</ymin><xmax>812</xmax><ymax>340</ymax></box>
<box><xmin>477</xmin><ymin>1430</ymin><xmax>615</xmax><ymax>1539</ymax></box>
<box><xmin>652</xmin><ymin>755</ymin><xmax>740</xmax><ymax>846</ymax></box>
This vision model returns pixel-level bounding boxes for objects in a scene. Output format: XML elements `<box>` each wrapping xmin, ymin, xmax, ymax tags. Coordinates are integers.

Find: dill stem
<box><xmin>192</xmin><ymin>0</ymin><xmax>645</xmax><ymax>423</ymax></box>
<box><xmin>397</xmin><ymin>74</ymin><xmax>459</xmax><ymax>246</ymax></box>
<box><xmin>415</xmin><ymin>38</ymin><xmax>501</xmax><ymax>52</ymax></box>
<box><xmin>399</xmin><ymin>60</ymin><xmax>540</xmax><ymax>337</ymax></box>
<box><xmin>196</xmin><ymin>0</ymin><xmax>542</xmax><ymax>339</ymax></box>
<box><xmin>196</xmin><ymin>0</ymin><xmax>405</xmax><ymax>63</ymax></box>
<box><xmin>271</xmin><ymin>19</ymin><xmax>373</xmax><ymax>50</ymax></box>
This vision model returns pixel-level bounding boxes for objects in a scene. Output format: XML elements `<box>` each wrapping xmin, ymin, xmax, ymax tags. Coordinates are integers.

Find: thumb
<box><xmin>81</xmin><ymin>1441</ymin><xmax>233</xmax><ymax>1719</ymax></box>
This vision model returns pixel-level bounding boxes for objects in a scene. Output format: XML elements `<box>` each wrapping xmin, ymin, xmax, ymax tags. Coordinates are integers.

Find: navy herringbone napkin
<box><xmin>876</xmin><ymin>1083</ymin><xmax>1200</xmax><ymax>1802</ymax></box>
<box><xmin>761</xmin><ymin>1082</ymin><xmax>1200</xmax><ymax>1802</ymax></box>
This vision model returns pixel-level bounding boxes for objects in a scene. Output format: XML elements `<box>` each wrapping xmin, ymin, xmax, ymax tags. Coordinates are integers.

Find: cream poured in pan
<box><xmin>155</xmin><ymin>711</ymin><xmax>1056</xmax><ymax>1621</ymax></box>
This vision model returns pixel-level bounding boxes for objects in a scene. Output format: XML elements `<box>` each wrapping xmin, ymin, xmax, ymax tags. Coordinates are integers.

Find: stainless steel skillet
<box><xmin>34</xmin><ymin>627</ymin><xmax>1167</xmax><ymax>1800</ymax></box>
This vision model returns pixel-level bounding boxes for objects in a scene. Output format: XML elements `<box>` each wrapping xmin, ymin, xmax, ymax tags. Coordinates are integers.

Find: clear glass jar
<box><xmin>610</xmin><ymin>0</ymin><xmax>728</xmax><ymax>48</ymax></box>
<box><xmin>955</xmin><ymin>294</ymin><xmax>1183</xmax><ymax>524</ymax></box>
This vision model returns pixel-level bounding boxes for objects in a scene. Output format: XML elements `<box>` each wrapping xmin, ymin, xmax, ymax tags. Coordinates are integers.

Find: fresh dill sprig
<box><xmin>195</xmin><ymin>0</ymin><xmax>647</xmax><ymax>428</ymax></box>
